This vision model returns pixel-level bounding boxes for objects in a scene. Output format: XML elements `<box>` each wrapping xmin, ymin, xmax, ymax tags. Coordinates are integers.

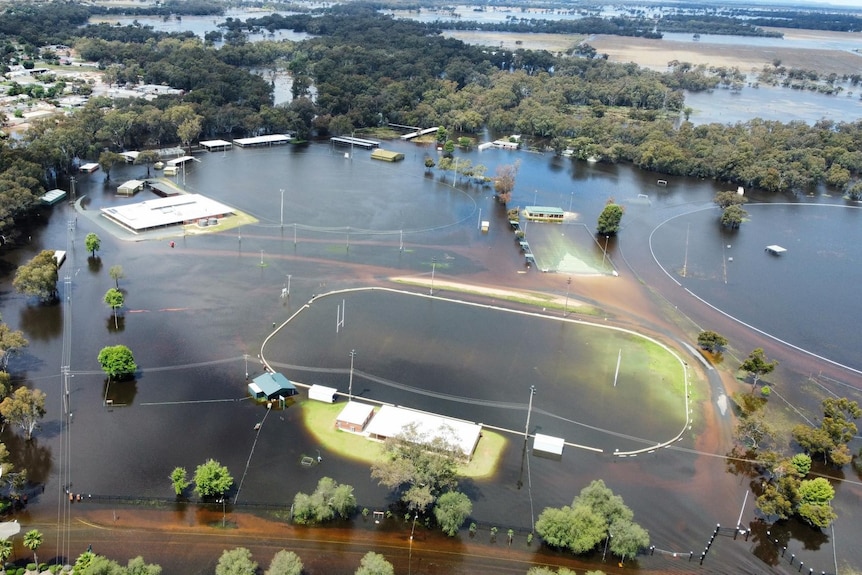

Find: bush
<box><xmin>760</xmin><ymin>386</ymin><xmax>771</xmax><ymax>396</ymax></box>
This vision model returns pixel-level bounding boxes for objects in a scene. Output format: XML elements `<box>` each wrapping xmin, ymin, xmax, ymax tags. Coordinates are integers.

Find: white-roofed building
<box><xmin>100</xmin><ymin>193</ymin><xmax>235</xmax><ymax>233</ymax></box>
<box><xmin>335</xmin><ymin>402</ymin><xmax>375</xmax><ymax>433</ymax></box>
<box><xmin>364</xmin><ymin>405</ymin><xmax>482</xmax><ymax>460</ymax></box>
<box><xmin>117</xmin><ymin>179</ymin><xmax>145</xmax><ymax>196</ymax></box>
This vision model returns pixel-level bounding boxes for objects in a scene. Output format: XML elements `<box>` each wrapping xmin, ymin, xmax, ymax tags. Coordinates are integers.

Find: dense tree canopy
<box><xmin>13</xmin><ymin>250</ymin><xmax>58</xmax><ymax>301</ymax></box>
<box><xmin>193</xmin><ymin>458</ymin><xmax>233</xmax><ymax>499</ymax></box>
<box><xmin>292</xmin><ymin>477</ymin><xmax>356</xmax><ymax>524</ymax></box>
<box><xmin>97</xmin><ymin>345</ymin><xmax>137</xmax><ymax>381</ymax></box>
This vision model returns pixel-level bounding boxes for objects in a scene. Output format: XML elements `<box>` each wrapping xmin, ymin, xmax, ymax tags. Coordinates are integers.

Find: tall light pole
<box><xmin>244</xmin><ymin>354</ymin><xmax>248</xmax><ymax>380</ymax></box>
<box><xmin>286</xmin><ymin>274</ymin><xmax>291</xmax><ymax>295</ymax></box>
<box><xmin>348</xmin><ymin>349</ymin><xmax>356</xmax><ymax>401</ymax></box>
<box><xmin>280</xmin><ymin>188</ymin><xmax>285</xmax><ymax>229</ymax></box>
<box><xmin>430</xmin><ymin>257</ymin><xmax>437</xmax><ymax>295</ymax></box>
<box><xmin>564</xmin><ymin>277</ymin><xmax>571</xmax><ymax>316</ymax></box>
<box><xmin>524</xmin><ymin>385</ymin><xmax>536</xmax><ymax>443</ymax></box>
<box><xmin>408</xmin><ymin>512</ymin><xmax>418</xmax><ymax>575</ymax></box>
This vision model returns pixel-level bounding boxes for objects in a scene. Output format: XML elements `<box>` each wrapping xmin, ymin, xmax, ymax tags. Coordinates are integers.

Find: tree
<box><xmin>370</xmin><ymin>423</ymin><xmax>459</xmax><ymax>513</ymax></box>
<box><xmin>85</xmin><ymin>232</ymin><xmax>101</xmax><ymax>257</ymax></box>
<box><xmin>13</xmin><ymin>250</ymin><xmax>58</xmax><ymax>301</ymax></box>
<box><xmin>735</xmin><ymin>414</ymin><xmax>773</xmax><ymax>450</ymax></box>
<box><xmin>97</xmin><ymin>345</ymin><xmax>137</xmax><ymax>381</ymax></box>
<box><xmin>292</xmin><ymin>477</ymin><xmax>356</xmax><ymax>524</ymax></box>
<box><xmin>109</xmin><ymin>265</ymin><xmax>125</xmax><ymax>289</ymax></box>
<box><xmin>442</xmin><ymin>140</ymin><xmax>455</xmax><ymax>157</ymax></box>
<box><xmin>194</xmin><ymin>458</ymin><xmax>233</xmax><ymax>499</ymax></box>
<box><xmin>0</xmin><ymin>538</ymin><xmax>11</xmax><ymax>565</ymax></box>
<box><xmin>696</xmin><ymin>330</ymin><xmax>728</xmax><ymax>353</ymax></box>
<box><xmin>104</xmin><ymin>288</ymin><xmax>124</xmax><ymax>330</ymax></box>
<box><xmin>216</xmin><ymin>547</ymin><xmax>257</xmax><ymax>575</ymax></box>
<box><xmin>790</xmin><ymin>453</ymin><xmax>812</xmax><ymax>476</ymax></box>
<box><xmin>796</xmin><ymin>477</ymin><xmax>836</xmax><ymax>528</ymax></box>
<box><xmin>355</xmin><ymin>551</ymin><xmax>394</xmax><ymax>575</ymax></box>
<box><xmin>0</xmin><ymin>386</ymin><xmax>46</xmax><ymax>440</ymax></box>
<box><xmin>23</xmin><ymin>529</ymin><xmax>42</xmax><ymax>565</ymax></box>
<box><xmin>0</xmin><ymin>315</ymin><xmax>28</xmax><ymax>371</ymax></box>
<box><xmin>424</xmin><ymin>157</ymin><xmax>435</xmax><ymax>171</ymax></box>
<box><xmin>536</xmin><ymin>503</ymin><xmax>606</xmax><ymax>554</ymax></box>
<box><xmin>721</xmin><ymin>204</ymin><xmax>747</xmax><ymax>229</ymax></box>
<box><xmin>265</xmin><ymin>550</ymin><xmax>303</xmax><ymax>575</ymax></box>
<box><xmin>126</xmin><ymin>556</ymin><xmax>162</xmax><ymax>575</ymax></box>
<box><xmin>98</xmin><ymin>151</ymin><xmax>124</xmax><ymax>181</ymax></box>
<box><xmin>493</xmin><ymin>161</ymin><xmax>520</xmax><ymax>204</ymax></box>
<box><xmin>713</xmin><ymin>190</ymin><xmax>747</xmax><ymax>209</ymax></box>
<box><xmin>134</xmin><ymin>150</ymin><xmax>161</xmax><ymax>177</ymax></box>
<box><xmin>434</xmin><ymin>491</ymin><xmax>473</xmax><ymax>536</ymax></box>
<box><xmin>170</xmin><ymin>467</ymin><xmax>189</xmax><ymax>496</ymax></box>
<box><xmin>608</xmin><ymin>519</ymin><xmax>650</xmax><ymax>563</ymax></box>
<box><xmin>596</xmin><ymin>200</ymin><xmax>624</xmax><ymax>235</ymax></box>
<box><xmin>740</xmin><ymin>348</ymin><xmax>777</xmax><ymax>393</ymax></box>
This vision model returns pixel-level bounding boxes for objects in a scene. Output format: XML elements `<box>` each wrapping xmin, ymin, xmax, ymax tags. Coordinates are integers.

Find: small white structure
<box><xmin>117</xmin><ymin>179</ymin><xmax>145</xmax><ymax>197</ymax></box>
<box><xmin>309</xmin><ymin>384</ymin><xmax>338</xmax><ymax>403</ymax></box>
<box><xmin>40</xmin><ymin>189</ymin><xmax>67</xmax><ymax>205</ymax></box>
<box><xmin>79</xmin><ymin>162</ymin><xmax>99</xmax><ymax>173</ymax></box>
<box><xmin>765</xmin><ymin>245</ymin><xmax>787</xmax><ymax>255</ymax></box>
<box><xmin>481</xmin><ymin>220</ymin><xmax>490</xmax><ymax>232</ymax></box>
<box><xmin>533</xmin><ymin>433</ymin><xmax>565</xmax><ymax>456</ymax></box>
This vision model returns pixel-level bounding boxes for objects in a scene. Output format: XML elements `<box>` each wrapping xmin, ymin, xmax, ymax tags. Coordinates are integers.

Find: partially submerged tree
<box><xmin>13</xmin><ymin>250</ymin><xmax>59</xmax><ymax>301</ymax></box>
<box><xmin>85</xmin><ymin>232</ymin><xmax>101</xmax><ymax>257</ymax></box>
<box><xmin>97</xmin><ymin>345</ymin><xmax>137</xmax><ymax>381</ymax></box>
<box><xmin>721</xmin><ymin>204</ymin><xmax>747</xmax><ymax>229</ymax></box>
<box><xmin>98</xmin><ymin>150</ymin><xmax>124</xmax><ymax>181</ymax></box>
<box><xmin>216</xmin><ymin>547</ymin><xmax>257</xmax><ymax>575</ymax></box>
<box><xmin>355</xmin><ymin>551</ymin><xmax>394</xmax><ymax>575</ymax></box>
<box><xmin>170</xmin><ymin>467</ymin><xmax>190</xmax><ymax>497</ymax></box>
<box><xmin>104</xmin><ymin>288</ymin><xmax>124</xmax><ymax>330</ymax></box>
<box><xmin>740</xmin><ymin>348</ymin><xmax>777</xmax><ymax>393</ymax></box>
<box><xmin>135</xmin><ymin>150</ymin><xmax>161</xmax><ymax>177</ymax></box>
<box><xmin>714</xmin><ymin>190</ymin><xmax>747</xmax><ymax>209</ymax></box>
<box><xmin>292</xmin><ymin>477</ymin><xmax>356</xmax><ymax>524</ymax></box>
<box><xmin>697</xmin><ymin>330</ymin><xmax>728</xmax><ymax>353</ymax></box>
<box><xmin>194</xmin><ymin>459</ymin><xmax>233</xmax><ymax>499</ymax></box>
<box><xmin>0</xmin><ymin>386</ymin><xmax>46</xmax><ymax>440</ymax></box>
<box><xmin>109</xmin><ymin>264</ymin><xmax>125</xmax><ymax>289</ymax></box>
<box><xmin>596</xmin><ymin>200</ymin><xmax>624</xmax><ymax>235</ymax></box>
<box><xmin>434</xmin><ymin>490</ymin><xmax>473</xmax><ymax>536</ymax></box>
<box><xmin>265</xmin><ymin>550</ymin><xmax>303</xmax><ymax>575</ymax></box>
<box><xmin>493</xmin><ymin>160</ymin><xmax>520</xmax><ymax>204</ymax></box>
<box><xmin>0</xmin><ymin>315</ymin><xmax>28</xmax><ymax>371</ymax></box>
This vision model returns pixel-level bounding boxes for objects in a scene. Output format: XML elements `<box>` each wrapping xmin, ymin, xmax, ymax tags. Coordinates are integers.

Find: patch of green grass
<box><xmin>300</xmin><ymin>400</ymin><xmax>507</xmax><ymax>479</ymax></box>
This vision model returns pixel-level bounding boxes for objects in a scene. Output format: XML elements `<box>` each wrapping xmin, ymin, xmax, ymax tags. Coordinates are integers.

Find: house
<box><xmin>371</xmin><ymin>149</ymin><xmax>405</xmax><ymax>162</ymax></box>
<box><xmin>335</xmin><ymin>401</ymin><xmax>375</xmax><ymax>433</ymax></box>
<box><xmin>248</xmin><ymin>372</ymin><xmax>297</xmax><ymax>401</ymax></box>
<box><xmin>523</xmin><ymin>206</ymin><xmax>565</xmax><ymax>222</ymax></box>
<box><xmin>117</xmin><ymin>179</ymin><xmax>145</xmax><ymax>197</ymax></box>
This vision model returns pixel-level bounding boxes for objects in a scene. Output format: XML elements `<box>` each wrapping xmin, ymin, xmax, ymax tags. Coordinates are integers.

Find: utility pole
<box><xmin>280</xmin><ymin>188</ymin><xmax>285</xmax><ymax>229</ymax></box>
<box><xmin>348</xmin><ymin>349</ymin><xmax>356</xmax><ymax>401</ymax></box>
<box><xmin>524</xmin><ymin>385</ymin><xmax>536</xmax><ymax>443</ymax></box>
<box><xmin>430</xmin><ymin>257</ymin><xmax>437</xmax><ymax>295</ymax></box>
<box><xmin>564</xmin><ymin>276</ymin><xmax>571</xmax><ymax>316</ymax></box>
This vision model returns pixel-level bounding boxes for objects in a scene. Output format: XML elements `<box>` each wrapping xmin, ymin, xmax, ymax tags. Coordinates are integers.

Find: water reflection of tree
<box><xmin>102</xmin><ymin>378</ymin><xmax>137</xmax><ymax>406</ymax></box>
<box><xmin>749</xmin><ymin>518</ymin><xmax>829</xmax><ymax>567</ymax></box>
<box><xmin>18</xmin><ymin>302</ymin><xmax>62</xmax><ymax>341</ymax></box>
<box><xmin>2</xmin><ymin>432</ymin><xmax>52</xmax><ymax>485</ymax></box>
<box><xmin>87</xmin><ymin>256</ymin><xmax>103</xmax><ymax>274</ymax></box>
<box><xmin>106</xmin><ymin>315</ymin><xmax>125</xmax><ymax>333</ymax></box>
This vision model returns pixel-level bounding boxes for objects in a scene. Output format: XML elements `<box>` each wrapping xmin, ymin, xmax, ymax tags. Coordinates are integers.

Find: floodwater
<box><xmin>1</xmin><ymin>140</ymin><xmax>860</xmax><ymax>573</ymax></box>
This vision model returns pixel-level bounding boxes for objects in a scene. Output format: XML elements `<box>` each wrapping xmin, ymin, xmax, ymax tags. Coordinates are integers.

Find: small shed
<box><xmin>40</xmin><ymin>189</ymin><xmax>67</xmax><ymax>205</ymax></box>
<box><xmin>765</xmin><ymin>245</ymin><xmax>787</xmax><ymax>255</ymax></box>
<box><xmin>79</xmin><ymin>162</ymin><xmax>99</xmax><ymax>173</ymax></box>
<box><xmin>481</xmin><ymin>220</ymin><xmax>490</xmax><ymax>232</ymax></box>
<box><xmin>117</xmin><ymin>179</ymin><xmax>145</xmax><ymax>197</ymax></box>
<box><xmin>533</xmin><ymin>433</ymin><xmax>565</xmax><ymax>457</ymax></box>
<box><xmin>309</xmin><ymin>384</ymin><xmax>338</xmax><ymax>403</ymax></box>
<box><xmin>248</xmin><ymin>372</ymin><xmax>297</xmax><ymax>401</ymax></box>
<box><xmin>335</xmin><ymin>401</ymin><xmax>375</xmax><ymax>433</ymax></box>
<box><xmin>371</xmin><ymin>149</ymin><xmax>405</xmax><ymax>162</ymax></box>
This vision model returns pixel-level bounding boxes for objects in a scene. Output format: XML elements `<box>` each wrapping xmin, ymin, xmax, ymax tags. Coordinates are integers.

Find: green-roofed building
<box><xmin>248</xmin><ymin>372</ymin><xmax>297</xmax><ymax>400</ymax></box>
